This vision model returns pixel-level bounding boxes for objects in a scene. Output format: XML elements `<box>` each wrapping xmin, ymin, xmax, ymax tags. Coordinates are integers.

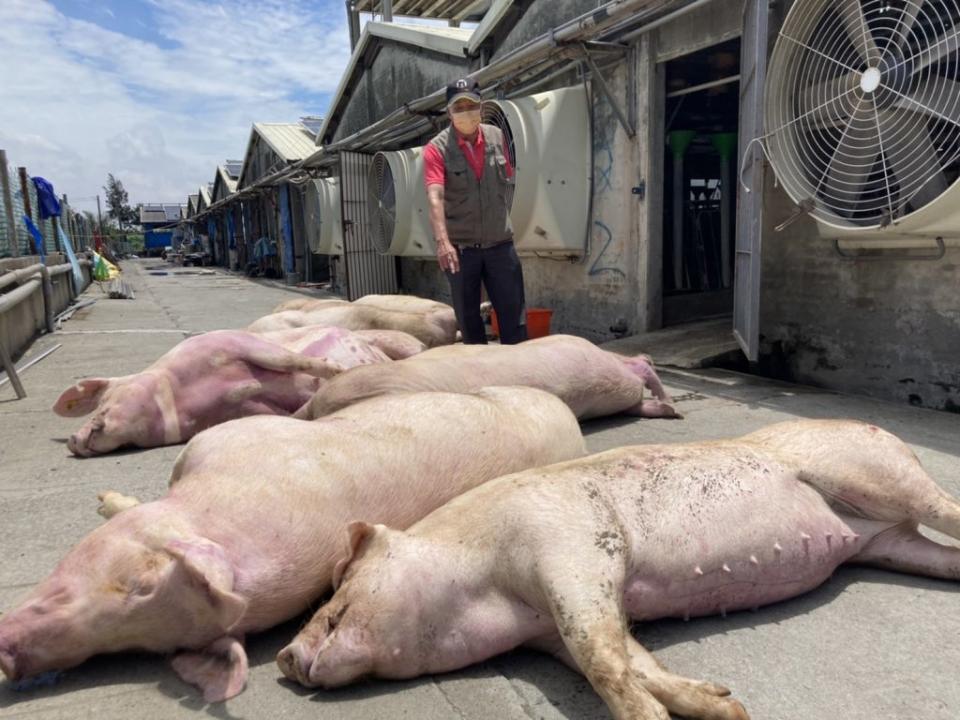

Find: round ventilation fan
<box><xmin>304</xmin><ymin>177</ymin><xmax>343</xmax><ymax>255</ymax></box>
<box><xmin>367</xmin><ymin>149</ymin><xmax>433</xmax><ymax>256</ymax></box>
<box><xmin>765</xmin><ymin>0</ymin><xmax>960</xmax><ymax>231</ymax></box>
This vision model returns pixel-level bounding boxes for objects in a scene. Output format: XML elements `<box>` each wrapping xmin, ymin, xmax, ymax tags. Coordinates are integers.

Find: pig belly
<box><xmin>622</xmin><ymin>509</ymin><xmax>861</xmax><ymax>621</ymax></box>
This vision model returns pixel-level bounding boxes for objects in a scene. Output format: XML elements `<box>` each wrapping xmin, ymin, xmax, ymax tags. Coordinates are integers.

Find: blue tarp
<box><xmin>22</xmin><ymin>215</ymin><xmax>46</xmax><ymax>261</ymax></box>
<box><xmin>279</xmin><ymin>184</ymin><xmax>294</xmax><ymax>273</ymax></box>
<box><xmin>31</xmin><ymin>177</ymin><xmax>61</xmax><ymax>219</ymax></box>
<box><xmin>57</xmin><ymin>225</ymin><xmax>84</xmax><ymax>290</ymax></box>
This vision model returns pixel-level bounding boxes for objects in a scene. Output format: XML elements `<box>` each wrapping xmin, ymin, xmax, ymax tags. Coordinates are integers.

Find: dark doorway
<box><xmin>661</xmin><ymin>37</ymin><xmax>741</xmax><ymax>326</ymax></box>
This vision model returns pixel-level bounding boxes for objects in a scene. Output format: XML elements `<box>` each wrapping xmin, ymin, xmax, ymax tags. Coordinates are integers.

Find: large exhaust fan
<box><xmin>764</xmin><ymin>0</ymin><xmax>960</xmax><ymax>239</ymax></box>
<box><xmin>304</xmin><ymin>177</ymin><xmax>343</xmax><ymax>255</ymax></box>
<box><xmin>368</xmin><ymin>148</ymin><xmax>434</xmax><ymax>257</ymax></box>
<box><xmin>483</xmin><ymin>85</ymin><xmax>591</xmax><ymax>254</ymax></box>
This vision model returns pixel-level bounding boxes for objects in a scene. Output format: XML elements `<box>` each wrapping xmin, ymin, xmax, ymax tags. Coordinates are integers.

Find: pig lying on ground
<box><xmin>268</xmin><ymin>326</ymin><xmax>427</xmax><ymax>361</ymax></box>
<box><xmin>0</xmin><ymin>388</ymin><xmax>585</xmax><ymax>701</ymax></box>
<box><xmin>248</xmin><ymin>303</ymin><xmax>457</xmax><ymax>347</ymax></box>
<box><xmin>280</xmin><ymin>419</ymin><xmax>960</xmax><ymax>720</ymax></box>
<box><xmin>295</xmin><ymin>334</ymin><xmax>679</xmax><ymax>421</ymax></box>
<box><xmin>272</xmin><ymin>293</ymin><xmax>452</xmax><ymax>316</ymax></box>
<box><xmin>53</xmin><ymin>326</ymin><xmax>397</xmax><ymax>456</ymax></box>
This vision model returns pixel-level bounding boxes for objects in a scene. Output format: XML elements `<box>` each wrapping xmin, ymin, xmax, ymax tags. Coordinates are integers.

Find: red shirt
<box><xmin>423</xmin><ymin>128</ymin><xmax>513</xmax><ymax>188</ymax></box>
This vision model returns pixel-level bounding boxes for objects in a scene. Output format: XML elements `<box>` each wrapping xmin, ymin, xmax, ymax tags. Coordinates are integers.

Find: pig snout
<box><xmin>0</xmin><ymin>637</ymin><xmax>20</xmax><ymax>681</ymax></box>
<box><xmin>276</xmin><ymin>641</ymin><xmax>314</xmax><ymax>687</ymax></box>
<box><xmin>67</xmin><ymin>418</ymin><xmax>103</xmax><ymax>457</ymax></box>
<box><xmin>277</xmin><ymin>613</ymin><xmax>373</xmax><ymax>689</ymax></box>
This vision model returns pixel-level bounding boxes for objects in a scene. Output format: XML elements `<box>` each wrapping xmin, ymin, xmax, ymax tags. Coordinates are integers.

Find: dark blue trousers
<box><xmin>445</xmin><ymin>240</ymin><xmax>528</xmax><ymax>345</ymax></box>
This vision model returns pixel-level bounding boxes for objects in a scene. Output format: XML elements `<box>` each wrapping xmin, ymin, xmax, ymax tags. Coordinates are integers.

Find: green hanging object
<box><xmin>668</xmin><ymin>130</ymin><xmax>697</xmax><ymax>160</ymax></box>
<box><xmin>93</xmin><ymin>254</ymin><xmax>110</xmax><ymax>282</ymax></box>
<box><xmin>710</xmin><ymin>132</ymin><xmax>738</xmax><ymax>160</ymax></box>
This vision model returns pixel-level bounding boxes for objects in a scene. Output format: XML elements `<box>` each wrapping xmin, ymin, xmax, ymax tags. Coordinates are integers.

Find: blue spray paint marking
<box><xmin>588</xmin><ymin>220</ymin><xmax>626</xmax><ymax>278</ymax></box>
<box><xmin>595</xmin><ymin>143</ymin><xmax>614</xmax><ymax>193</ymax></box>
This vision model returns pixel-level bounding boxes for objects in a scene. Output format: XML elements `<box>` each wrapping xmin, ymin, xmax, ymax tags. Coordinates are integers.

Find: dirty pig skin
<box><xmin>53</xmin><ymin>325</ymin><xmax>409</xmax><ymax>456</ymax></box>
<box><xmin>0</xmin><ymin>387</ymin><xmax>585</xmax><ymax>701</ymax></box>
<box><xmin>295</xmin><ymin>333</ymin><xmax>680</xmax><ymax>422</ymax></box>
<box><xmin>282</xmin><ymin>419</ymin><xmax>960</xmax><ymax>720</ymax></box>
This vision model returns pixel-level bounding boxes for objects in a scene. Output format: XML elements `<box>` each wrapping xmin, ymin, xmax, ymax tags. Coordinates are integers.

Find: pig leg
<box><xmin>627</xmin><ymin>399</ymin><xmax>683</xmax><ymax>419</ymax></box>
<box><xmin>96</xmin><ymin>490</ymin><xmax>141</xmax><ymax>518</ymax></box>
<box><xmin>171</xmin><ymin>635</ymin><xmax>248</xmax><ymax>703</ymax></box>
<box><xmin>242</xmin><ymin>341</ymin><xmax>346</xmax><ymax>379</ymax></box>
<box><xmin>847</xmin><ymin>519</ymin><xmax>960</xmax><ymax>580</ymax></box>
<box><xmin>532</xmin><ymin>520</ymin><xmax>745</xmax><ymax>720</ymax></box>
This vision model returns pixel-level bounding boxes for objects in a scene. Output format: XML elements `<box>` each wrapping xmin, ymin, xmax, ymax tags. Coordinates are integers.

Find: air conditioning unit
<box><xmin>304</xmin><ymin>177</ymin><xmax>343</xmax><ymax>255</ymax></box>
<box><xmin>368</xmin><ymin>148</ymin><xmax>435</xmax><ymax>257</ymax></box>
<box><xmin>764</xmin><ymin>0</ymin><xmax>960</xmax><ymax>241</ymax></box>
<box><xmin>483</xmin><ymin>85</ymin><xmax>591</xmax><ymax>254</ymax></box>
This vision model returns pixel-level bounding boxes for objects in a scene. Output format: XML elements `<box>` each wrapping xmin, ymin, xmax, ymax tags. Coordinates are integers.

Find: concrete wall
<box><xmin>759</xmin><ymin>173</ymin><xmax>960</xmax><ymax>412</ymax></box>
<box><xmin>332</xmin><ymin>42</ymin><xmax>469</xmax><ymax>143</ymax></box>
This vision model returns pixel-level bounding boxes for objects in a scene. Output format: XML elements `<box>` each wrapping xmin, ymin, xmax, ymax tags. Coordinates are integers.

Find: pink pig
<box><xmin>295</xmin><ymin>334</ymin><xmax>680</xmax><ymax>421</ymax></box>
<box><xmin>281</xmin><ymin>420</ymin><xmax>960</xmax><ymax>720</ymax></box>
<box><xmin>0</xmin><ymin>387</ymin><xmax>585</xmax><ymax>702</ymax></box>
<box><xmin>53</xmin><ymin>325</ymin><xmax>403</xmax><ymax>456</ymax></box>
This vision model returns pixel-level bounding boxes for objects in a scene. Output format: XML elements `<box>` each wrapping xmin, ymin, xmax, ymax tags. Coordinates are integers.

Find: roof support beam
<box><xmin>381</xmin><ymin>0</ymin><xmax>393</xmax><ymax>21</ymax></box>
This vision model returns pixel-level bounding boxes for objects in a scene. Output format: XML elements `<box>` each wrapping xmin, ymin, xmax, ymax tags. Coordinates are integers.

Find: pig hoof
<box><xmin>97</xmin><ymin>491</ymin><xmax>141</xmax><ymax>519</ymax></box>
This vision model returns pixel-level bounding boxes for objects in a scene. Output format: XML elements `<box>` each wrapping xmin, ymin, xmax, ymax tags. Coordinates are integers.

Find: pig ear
<box><xmin>165</xmin><ymin>539</ymin><xmax>248</xmax><ymax>632</ymax></box>
<box><xmin>332</xmin><ymin>521</ymin><xmax>378</xmax><ymax>590</ymax></box>
<box><xmin>171</xmin><ymin>636</ymin><xmax>249</xmax><ymax>703</ymax></box>
<box><xmin>53</xmin><ymin>378</ymin><xmax>110</xmax><ymax>417</ymax></box>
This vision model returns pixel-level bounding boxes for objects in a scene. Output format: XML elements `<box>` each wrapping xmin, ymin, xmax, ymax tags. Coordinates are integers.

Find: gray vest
<box><xmin>428</xmin><ymin>123</ymin><xmax>514</xmax><ymax>247</ymax></box>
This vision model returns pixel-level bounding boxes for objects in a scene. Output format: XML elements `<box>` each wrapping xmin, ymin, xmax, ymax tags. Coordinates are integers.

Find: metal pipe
<box><xmin>615</xmin><ymin>0</ymin><xmax>712</xmax><ymax>43</ymax></box>
<box><xmin>382</xmin><ymin>0</ymin><xmax>393</xmax><ymax>21</ymax></box>
<box><xmin>0</xmin><ymin>263</ymin><xmax>44</xmax><ymax>291</ymax></box>
<box><xmin>39</xmin><ymin>265</ymin><xmax>54</xmax><ymax>333</ymax></box>
<box><xmin>0</xmin><ymin>343</ymin><xmax>61</xmax><ymax>389</ymax></box>
<box><xmin>0</xmin><ymin>278</ymin><xmax>41</xmax><ymax>314</ymax></box>
<box><xmin>667</xmin><ymin>74</ymin><xmax>740</xmax><ymax>99</ymax></box>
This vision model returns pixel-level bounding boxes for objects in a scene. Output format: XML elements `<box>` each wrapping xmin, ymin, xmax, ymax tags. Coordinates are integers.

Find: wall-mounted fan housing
<box><xmin>765</xmin><ymin>0</ymin><xmax>960</xmax><ymax>239</ymax></box>
<box><xmin>305</xmin><ymin>177</ymin><xmax>343</xmax><ymax>255</ymax></box>
<box><xmin>368</xmin><ymin>148</ymin><xmax>434</xmax><ymax>257</ymax></box>
<box><xmin>483</xmin><ymin>85</ymin><xmax>591</xmax><ymax>254</ymax></box>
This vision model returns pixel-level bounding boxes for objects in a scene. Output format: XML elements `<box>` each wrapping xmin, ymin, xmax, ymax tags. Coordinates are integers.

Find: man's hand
<box><xmin>437</xmin><ymin>240</ymin><xmax>460</xmax><ymax>274</ymax></box>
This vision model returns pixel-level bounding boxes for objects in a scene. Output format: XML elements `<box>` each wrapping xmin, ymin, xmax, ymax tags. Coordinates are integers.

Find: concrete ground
<box><xmin>1</xmin><ymin>260</ymin><xmax>958</xmax><ymax>720</ymax></box>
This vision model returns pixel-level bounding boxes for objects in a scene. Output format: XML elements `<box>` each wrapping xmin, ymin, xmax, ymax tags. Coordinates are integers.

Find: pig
<box><xmin>248</xmin><ymin>303</ymin><xmax>457</xmax><ymax>347</ymax></box>
<box><xmin>295</xmin><ymin>334</ymin><xmax>679</xmax><ymax>421</ymax></box>
<box><xmin>272</xmin><ymin>293</ymin><xmax>452</xmax><ymax>316</ymax></box>
<box><xmin>53</xmin><ymin>325</ymin><xmax>394</xmax><ymax>456</ymax></box>
<box><xmin>0</xmin><ymin>387</ymin><xmax>585</xmax><ymax>702</ymax></box>
<box><xmin>280</xmin><ymin>419</ymin><xmax>960</xmax><ymax>720</ymax></box>
<box><xmin>269</xmin><ymin>326</ymin><xmax>427</xmax><ymax>361</ymax></box>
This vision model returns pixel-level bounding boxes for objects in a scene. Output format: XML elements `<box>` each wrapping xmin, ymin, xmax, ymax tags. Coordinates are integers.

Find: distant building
<box><xmin>140</xmin><ymin>204</ymin><xmax>185</xmax><ymax>255</ymax></box>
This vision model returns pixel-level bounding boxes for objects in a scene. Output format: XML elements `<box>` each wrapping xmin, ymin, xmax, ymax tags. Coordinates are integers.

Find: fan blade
<box><xmin>912</xmin><ymin>25</ymin><xmax>960</xmax><ymax>73</ymax></box>
<box><xmin>818</xmin><ymin>96</ymin><xmax>880</xmax><ymax>214</ymax></box>
<box><xmin>877</xmin><ymin>109</ymin><xmax>948</xmax><ymax>210</ymax></box>
<box><xmin>896</xmin><ymin>0</ymin><xmax>928</xmax><ymax>51</ymax></box>
<box><xmin>894</xmin><ymin>75</ymin><xmax>960</xmax><ymax>124</ymax></box>
<box><xmin>837</xmin><ymin>1</ymin><xmax>880</xmax><ymax>65</ymax></box>
<box><xmin>804</xmin><ymin>69</ymin><xmax>861</xmax><ymax>122</ymax></box>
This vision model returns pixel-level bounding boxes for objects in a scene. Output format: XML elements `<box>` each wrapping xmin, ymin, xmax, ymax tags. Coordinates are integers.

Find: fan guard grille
<box><xmin>765</xmin><ymin>0</ymin><xmax>960</xmax><ymax>228</ymax></box>
<box><xmin>368</xmin><ymin>153</ymin><xmax>396</xmax><ymax>254</ymax></box>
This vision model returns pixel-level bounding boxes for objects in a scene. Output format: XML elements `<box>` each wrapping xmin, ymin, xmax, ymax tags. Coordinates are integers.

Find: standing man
<box><xmin>424</xmin><ymin>78</ymin><xmax>528</xmax><ymax>344</ymax></box>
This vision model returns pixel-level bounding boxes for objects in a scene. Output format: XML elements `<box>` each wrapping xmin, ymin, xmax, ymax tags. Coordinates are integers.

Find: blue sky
<box><xmin>0</xmin><ymin>0</ymin><xmax>378</xmax><ymax>214</ymax></box>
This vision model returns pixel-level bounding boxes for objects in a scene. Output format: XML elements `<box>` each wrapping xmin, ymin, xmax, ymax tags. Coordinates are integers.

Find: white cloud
<box><xmin>0</xmin><ymin>0</ymin><xmax>353</xmax><ymax>214</ymax></box>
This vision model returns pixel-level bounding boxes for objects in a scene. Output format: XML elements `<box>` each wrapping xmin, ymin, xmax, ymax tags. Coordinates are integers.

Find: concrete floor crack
<box><xmin>432</xmin><ymin>679</ymin><xmax>469</xmax><ymax>720</ymax></box>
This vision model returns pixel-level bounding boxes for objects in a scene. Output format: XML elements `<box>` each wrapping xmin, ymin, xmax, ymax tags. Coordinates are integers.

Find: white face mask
<box><xmin>450</xmin><ymin>108</ymin><xmax>482</xmax><ymax>136</ymax></box>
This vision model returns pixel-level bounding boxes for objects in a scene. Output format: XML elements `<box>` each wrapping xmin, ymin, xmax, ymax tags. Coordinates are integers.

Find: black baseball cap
<box><xmin>446</xmin><ymin>78</ymin><xmax>482</xmax><ymax>108</ymax></box>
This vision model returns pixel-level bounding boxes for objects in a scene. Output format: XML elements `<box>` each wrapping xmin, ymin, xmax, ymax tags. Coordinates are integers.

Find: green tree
<box><xmin>103</xmin><ymin>174</ymin><xmax>139</xmax><ymax>230</ymax></box>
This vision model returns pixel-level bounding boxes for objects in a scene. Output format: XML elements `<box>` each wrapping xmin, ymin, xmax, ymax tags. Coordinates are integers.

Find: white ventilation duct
<box><xmin>368</xmin><ymin>148</ymin><xmax>434</xmax><ymax>257</ymax></box>
<box><xmin>304</xmin><ymin>177</ymin><xmax>343</xmax><ymax>255</ymax></box>
<box><xmin>764</xmin><ymin>0</ymin><xmax>960</xmax><ymax>241</ymax></box>
<box><xmin>483</xmin><ymin>85</ymin><xmax>591</xmax><ymax>253</ymax></box>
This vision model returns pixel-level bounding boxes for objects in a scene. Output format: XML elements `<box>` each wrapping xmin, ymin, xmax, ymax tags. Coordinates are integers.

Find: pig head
<box><xmin>53</xmin><ymin>330</ymin><xmax>348</xmax><ymax>456</ymax></box>
<box><xmin>0</xmin><ymin>506</ymin><xmax>248</xmax><ymax>700</ymax></box>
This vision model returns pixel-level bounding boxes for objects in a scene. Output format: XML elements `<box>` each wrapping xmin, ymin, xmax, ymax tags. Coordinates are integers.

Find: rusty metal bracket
<box><xmin>580</xmin><ymin>43</ymin><xmax>635</xmax><ymax>138</ymax></box>
<box><xmin>833</xmin><ymin>236</ymin><xmax>946</xmax><ymax>261</ymax></box>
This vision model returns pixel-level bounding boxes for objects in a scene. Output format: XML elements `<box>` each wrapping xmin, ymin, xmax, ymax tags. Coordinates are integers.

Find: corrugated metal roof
<box><xmin>315</xmin><ymin>21</ymin><xmax>471</xmax><ymax>145</ymax></box>
<box><xmin>216</xmin><ymin>165</ymin><xmax>238</xmax><ymax>194</ymax></box>
<box><xmin>253</xmin><ymin>123</ymin><xmax>318</xmax><ymax>162</ymax></box>
<box><xmin>197</xmin><ymin>185</ymin><xmax>211</xmax><ymax>209</ymax></box>
<box><xmin>140</xmin><ymin>204</ymin><xmax>185</xmax><ymax>224</ymax></box>
<box><xmin>355</xmin><ymin>0</ymin><xmax>490</xmax><ymax>21</ymax></box>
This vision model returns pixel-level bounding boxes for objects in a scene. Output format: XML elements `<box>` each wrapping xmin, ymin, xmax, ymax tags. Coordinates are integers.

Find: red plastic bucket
<box><xmin>490</xmin><ymin>307</ymin><xmax>553</xmax><ymax>339</ymax></box>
